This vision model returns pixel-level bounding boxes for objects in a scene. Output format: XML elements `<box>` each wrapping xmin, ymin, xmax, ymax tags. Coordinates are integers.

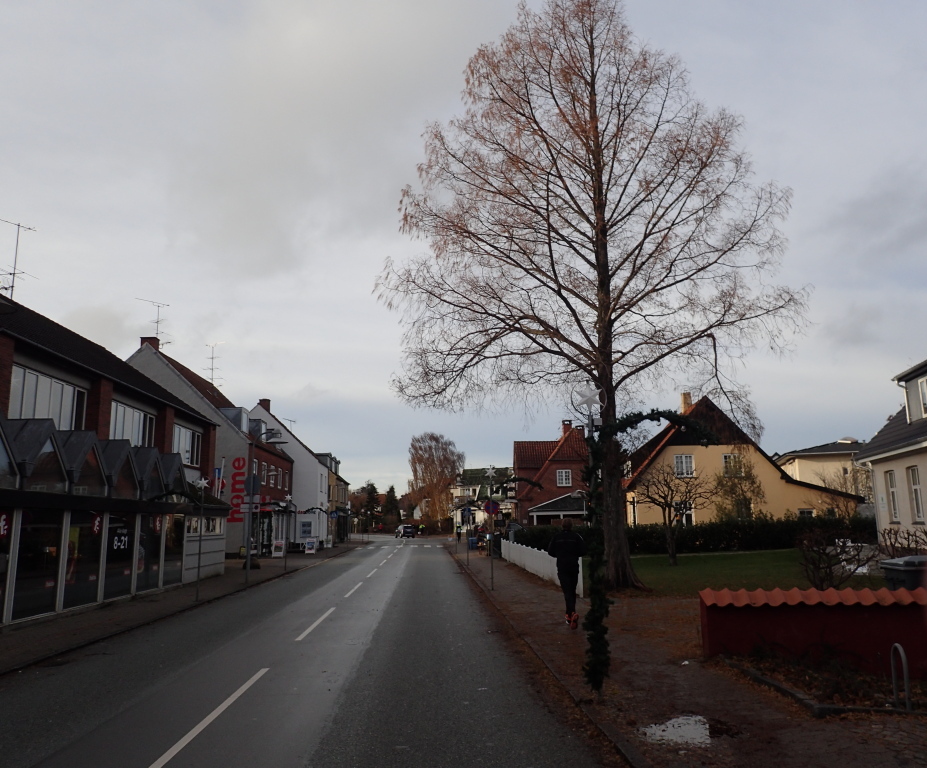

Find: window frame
<box><xmin>722</xmin><ymin>453</ymin><xmax>743</xmax><ymax>477</ymax></box>
<box><xmin>555</xmin><ymin>469</ymin><xmax>572</xmax><ymax>487</ymax></box>
<box><xmin>908</xmin><ymin>466</ymin><xmax>924</xmax><ymax>522</ymax></box>
<box><xmin>673</xmin><ymin>454</ymin><xmax>695</xmax><ymax>478</ymax></box>
<box><xmin>111</xmin><ymin>401</ymin><xmax>155</xmax><ymax>447</ymax></box>
<box><xmin>886</xmin><ymin>470</ymin><xmax>899</xmax><ymax>521</ymax></box>
<box><xmin>920</xmin><ymin>377</ymin><xmax>927</xmax><ymax>418</ymax></box>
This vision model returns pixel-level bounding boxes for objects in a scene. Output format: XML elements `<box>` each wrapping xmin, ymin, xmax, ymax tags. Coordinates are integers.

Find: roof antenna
<box><xmin>135</xmin><ymin>297</ymin><xmax>171</xmax><ymax>344</ymax></box>
<box><xmin>0</xmin><ymin>218</ymin><xmax>37</xmax><ymax>300</ymax></box>
<box><xmin>281</xmin><ymin>417</ymin><xmax>297</xmax><ymax>430</ymax></box>
<box><xmin>206</xmin><ymin>341</ymin><xmax>225</xmax><ymax>386</ymax></box>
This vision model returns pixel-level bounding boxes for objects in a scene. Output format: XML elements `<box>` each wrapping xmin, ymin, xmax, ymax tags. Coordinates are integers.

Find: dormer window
<box><xmin>919</xmin><ymin>377</ymin><xmax>927</xmax><ymax>419</ymax></box>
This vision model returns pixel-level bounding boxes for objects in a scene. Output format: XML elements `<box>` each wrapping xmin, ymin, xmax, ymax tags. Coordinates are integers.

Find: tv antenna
<box><xmin>0</xmin><ymin>218</ymin><xmax>37</xmax><ymax>300</ymax></box>
<box><xmin>135</xmin><ymin>297</ymin><xmax>170</xmax><ymax>343</ymax></box>
<box><xmin>281</xmin><ymin>417</ymin><xmax>297</xmax><ymax>430</ymax></box>
<box><xmin>205</xmin><ymin>342</ymin><xmax>225</xmax><ymax>386</ymax></box>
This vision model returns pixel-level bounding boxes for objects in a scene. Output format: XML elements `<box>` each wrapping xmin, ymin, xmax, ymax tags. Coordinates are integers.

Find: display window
<box><xmin>63</xmin><ymin>511</ymin><xmax>104</xmax><ymax>609</ymax></box>
<box><xmin>0</xmin><ymin>508</ymin><xmax>11</xmax><ymax>609</ymax></box>
<box><xmin>162</xmin><ymin>514</ymin><xmax>185</xmax><ymax>586</ymax></box>
<box><xmin>12</xmin><ymin>509</ymin><xmax>63</xmax><ymax>621</ymax></box>
<box><xmin>135</xmin><ymin>514</ymin><xmax>163</xmax><ymax>592</ymax></box>
<box><xmin>102</xmin><ymin>513</ymin><xmax>135</xmax><ymax>600</ymax></box>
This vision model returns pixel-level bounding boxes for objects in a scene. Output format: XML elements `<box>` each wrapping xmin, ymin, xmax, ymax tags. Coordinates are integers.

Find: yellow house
<box><xmin>625</xmin><ymin>395</ymin><xmax>861</xmax><ymax>525</ymax></box>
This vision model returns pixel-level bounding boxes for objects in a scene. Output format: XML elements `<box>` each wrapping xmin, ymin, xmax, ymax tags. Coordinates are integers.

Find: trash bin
<box><xmin>880</xmin><ymin>555</ymin><xmax>927</xmax><ymax>590</ymax></box>
<box><xmin>468</xmin><ymin>537</ymin><xmax>478</xmax><ymax>550</ymax></box>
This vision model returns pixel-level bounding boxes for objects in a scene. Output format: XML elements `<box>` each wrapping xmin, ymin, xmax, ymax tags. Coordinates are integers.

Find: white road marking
<box><xmin>147</xmin><ymin>668</ymin><xmax>269</xmax><ymax>768</ymax></box>
<box><xmin>295</xmin><ymin>607</ymin><xmax>336</xmax><ymax>642</ymax></box>
<box><xmin>367</xmin><ymin>569</ymin><xmax>378</xmax><ymax>578</ymax></box>
<box><xmin>379</xmin><ymin>560</ymin><xmax>387</xmax><ymax>566</ymax></box>
<box><xmin>425</xmin><ymin>545</ymin><xmax>432</xmax><ymax>548</ymax></box>
<box><xmin>380</xmin><ymin>545</ymin><xmax>389</xmax><ymax>549</ymax></box>
<box><xmin>344</xmin><ymin>582</ymin><xmax>363</xmax><ymax>598</ymax></box>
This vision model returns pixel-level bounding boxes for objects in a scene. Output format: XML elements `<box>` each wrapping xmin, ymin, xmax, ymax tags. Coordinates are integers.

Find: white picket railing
<box><xmin>501</xmin><ymin>539</ymin><xmax>584</xmax><ymax>598</ymax></box>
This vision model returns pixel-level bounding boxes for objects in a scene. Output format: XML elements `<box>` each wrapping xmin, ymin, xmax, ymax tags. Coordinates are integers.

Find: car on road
<box><xmin>395</xmin><ymin>524</ymin><xmax>416</xmax><ymax>538</ymax></box>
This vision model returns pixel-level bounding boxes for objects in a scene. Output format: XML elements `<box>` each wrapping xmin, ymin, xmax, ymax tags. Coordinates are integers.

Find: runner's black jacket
<box><xmin>547</xmin><ymin>530</ymin><xmax>587</xmax><ymax>574</ymax></box>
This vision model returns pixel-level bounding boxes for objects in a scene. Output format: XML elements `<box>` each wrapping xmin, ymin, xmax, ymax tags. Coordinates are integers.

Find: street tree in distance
<box><xmin>382</xmin><ymin>485</ymin><xmax>402</xmax><ymax>526</ymax></box>
<box><xmin>378</xmin><ymin>0</ymin><xmax>807</xmax><ymax>590</ymax></box>
<box><xmin>407</xmin><ymin>432</ymin><xmax>465</xmax><ymax>526</ymax></box>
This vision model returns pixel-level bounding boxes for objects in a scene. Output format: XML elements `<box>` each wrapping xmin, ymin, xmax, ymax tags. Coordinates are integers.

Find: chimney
<box><xmin>680</xmin><ymin>392</ymin><xmax>692</xmax><ymax>412</ymax></box>
<box><xmin>259</xmin><ymin>398</ymin><xmax>271</xmax><ymax>412</ymax></box>
<box><xmin>561</xmin><ymin>419</ymin><xmax>573</xmax><ymax>436</ymax></box>
<box><xmin>140</xmin><ymin>336</ymin><xmax>160</xmax><ymax>351</ymax></box>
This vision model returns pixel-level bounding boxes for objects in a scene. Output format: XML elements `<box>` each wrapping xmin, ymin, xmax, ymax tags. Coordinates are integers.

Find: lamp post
<box><xmin>245</xmin><ymin>428</ymin><xmax>288</xmax><ymax>584</ymax></box>
<box><xmin>193</xmin><ymin>477</ymin><xmax>210</xmax><ymax>602</ymax></box>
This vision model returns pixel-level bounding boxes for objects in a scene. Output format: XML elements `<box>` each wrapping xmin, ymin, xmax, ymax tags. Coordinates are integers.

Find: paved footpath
<box><xmin>448</xmin><ymin>539</ymin><xmax>927</xmax><ymax>768</ymax></box>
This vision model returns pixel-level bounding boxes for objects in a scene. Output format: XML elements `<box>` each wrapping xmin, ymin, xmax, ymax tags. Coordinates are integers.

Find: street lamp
<box><xmin>245</xmin><ymin>428</ymin><xmax>288</xmax><ymax>584</ymax></box>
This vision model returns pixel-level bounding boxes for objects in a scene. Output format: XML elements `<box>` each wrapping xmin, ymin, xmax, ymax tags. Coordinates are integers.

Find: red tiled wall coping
<box><xmin>700</xmin><ymin>586</ymin><xmax>927</xmax><ymax>609</ymax></box>
<box><xmin>700</xmin><ymin>587</ymin><xmax>927</xmax><ymax>678</ymax></box>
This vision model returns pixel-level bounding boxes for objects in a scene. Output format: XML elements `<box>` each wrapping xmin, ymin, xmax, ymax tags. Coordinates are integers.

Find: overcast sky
<box><xmin>1</xmin><ymin>0</ymin><xmax>925</xmax><ymax>492</ymax></box>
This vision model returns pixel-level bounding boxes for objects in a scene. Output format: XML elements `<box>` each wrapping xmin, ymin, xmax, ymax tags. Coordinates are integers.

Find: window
<box><xmin>920</xmin><ymin>378</ymin><xmax>927</xmax><ymax>418</ymax></box>
<box><xmin>261</xmin><ymin>463</ymin><xmax>268</xmax><ymax>485</ymax></box>
<box><xmin>674</xmin><ymin>454</ymin><xmax>694</xmax><ymax>477</ymax></box>
<box><xmin>722</xmin><ymin>454</ymin><xmax>743</xmax><ymax>476</ymax></box>
<box><xmin>172</xmin><ymin>424</ymin><xmax>202</xmax><ymax>467</ymax></box>
<box><xmin>908</xmin><ymin>466</ymin><xmax>924</xmax><ymax>522</ymax></box>
<box><xmin>556</xmin><ymin>469</ymin><xmax>572</xmax><ymax>487</ymax></box>
<box><xmin>673</xmin><ymin>501</ymin><xmax>693</xmax><ymax>526</ymax></box>
<box><xmin>284</xmin><ymin>471</ymin><xmax>289</xmax><ymax>491</ymax></box>
<box><xmin>886</xmin><ymin>470</ymin><xmax>899</xmax><ymax>521</ymax></box>
<box><xmin>111</xmin><ymin>401</ymin><xmax>155</xmax><ymax>446</ymax></box>
<box><xmin>269</xmin><ymin>467</ymin><xmax>276</xmax><ymax>488</ymax></box>
<box><xmin>798</xmin><ymin>509</ymin><xmax>814</xmax><ymax>518</ymax></box>
<box><xmin>9</xmin><ymin>365</ymin><xmax>86</xmax><ymax>429</ymax></box>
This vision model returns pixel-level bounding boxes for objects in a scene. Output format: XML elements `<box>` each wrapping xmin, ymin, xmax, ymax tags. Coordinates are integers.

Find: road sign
<box><xmin>484</xmin><ymin>500</ymin><xmax>500</xmax><ymax>515</ymax></box>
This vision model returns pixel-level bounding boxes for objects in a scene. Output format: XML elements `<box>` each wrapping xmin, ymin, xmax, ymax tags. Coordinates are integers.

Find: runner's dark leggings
<box><xmin>558</xmin><ymin>569</ymin><xmax>578</xmax><ymax>615</ymax></box>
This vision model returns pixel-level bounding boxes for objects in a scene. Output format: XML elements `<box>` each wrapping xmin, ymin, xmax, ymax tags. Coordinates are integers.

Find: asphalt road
<box><xmin>0</xmin><ymin>535</ymin><xmax>600</xmax><ymax>767</ymax></box>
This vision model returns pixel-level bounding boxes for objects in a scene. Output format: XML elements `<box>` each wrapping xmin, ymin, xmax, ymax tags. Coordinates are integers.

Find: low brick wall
<box><xmin>700</xmin><ymin>587</ymin><xmax>927</xmax><ymax>677</ymax></box>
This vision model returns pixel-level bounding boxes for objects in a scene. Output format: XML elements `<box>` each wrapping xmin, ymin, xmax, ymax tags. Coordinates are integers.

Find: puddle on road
<box><xmin>640</xmin><ymin>715</ymin><xmax>711</xmax><ymax>747</ymax></box>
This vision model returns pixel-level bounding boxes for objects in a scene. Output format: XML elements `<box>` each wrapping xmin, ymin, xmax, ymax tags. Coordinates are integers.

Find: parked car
<box><xmin>395</xmin><ymin>524</ymin><xmax>416</xmax><ymax>538</ymax></box>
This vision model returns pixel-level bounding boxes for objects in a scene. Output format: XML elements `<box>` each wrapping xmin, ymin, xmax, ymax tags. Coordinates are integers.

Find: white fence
<box><xmin>501</xmin><ymin>539</ymin><xmax>584</xmax><ymax>598</ymax></box>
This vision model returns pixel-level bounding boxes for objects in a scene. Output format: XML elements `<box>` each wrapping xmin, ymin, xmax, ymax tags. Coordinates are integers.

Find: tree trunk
<box><xmin>666</xmin><ymin>519</ymin><xmax>678</xmax><ymax>566</ymax></box>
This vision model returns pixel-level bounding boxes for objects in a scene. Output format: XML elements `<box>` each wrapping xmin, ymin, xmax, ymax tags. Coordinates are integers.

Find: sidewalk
<box><xmin>0</xmin><ymin>539</ymin><xmax>366</xmax><ymax>676</ymax></box>
<box><xmin>448</xmin><ymin>541</ymin><xmax>927</xmax><ymax>768</ymax></box>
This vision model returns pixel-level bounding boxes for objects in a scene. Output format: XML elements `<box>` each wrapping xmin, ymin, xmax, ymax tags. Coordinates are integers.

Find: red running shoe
<box><xmin>569</xmin><ymin>612</ymin><xmax>579</xmax><ymax>629</ymax></box>
<box><xmin>564</xmin><ymin>612</ymin><xmax>572</xmax><ymax>626</ymax></box>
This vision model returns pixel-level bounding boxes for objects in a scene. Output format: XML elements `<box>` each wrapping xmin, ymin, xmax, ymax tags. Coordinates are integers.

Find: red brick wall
<box><xmin>0</xmin><ymin>334</ymin><xmax>15</xmax><ymax>416</ymax></box>
<box><xmin>86</xmin><ymin>378</ymin><xmax>114</xmax><ymax>439</ymax></box>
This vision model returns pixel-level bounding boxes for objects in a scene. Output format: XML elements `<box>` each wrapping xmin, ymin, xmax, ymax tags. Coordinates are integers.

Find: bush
<box><xmin>513</xmin><ymin>514</ymin><xmax>878</xmax><ymax>555</ymax></box>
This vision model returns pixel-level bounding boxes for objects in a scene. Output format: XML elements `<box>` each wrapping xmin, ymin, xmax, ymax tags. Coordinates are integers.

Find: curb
<box><xmin>448</xmin><ymin>546</ymin><xmax>653</xmax><ymax>768</ymax></box>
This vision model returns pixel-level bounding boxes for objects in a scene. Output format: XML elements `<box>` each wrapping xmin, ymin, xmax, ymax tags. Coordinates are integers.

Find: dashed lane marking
<box><xmin>147</xmin><ymin>668</ymin><xmax>269</xmax><ymax>768</ymax></box>
<box><xmin>344</xmin><ymin>582</ymin><xmax>363</xmax><ymax>598</ymax></box>
<box><xmin>295</xmin><ymin>607</ymin><xmax>336</xmax><ymax>642</ymax></box>
<box><xmin>367</xmin><ymin>568</ymin><xmax>378</xmax><ymax>578</ymax></box>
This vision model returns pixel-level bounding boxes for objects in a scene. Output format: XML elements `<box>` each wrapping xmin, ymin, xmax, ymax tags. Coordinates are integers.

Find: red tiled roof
<box><xmin>700</xmin><ymin>586</ymin><xmax>927</xmax><ymax>609</ymax></box>
<box><xmin>513</xmin><ymin>440</ymin><xmax>560</xmax><ymax>470</ymax></box>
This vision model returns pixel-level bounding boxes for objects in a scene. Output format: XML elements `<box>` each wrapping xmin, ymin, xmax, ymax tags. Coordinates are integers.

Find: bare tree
<box><xmin>808</xmin><ymin>465</ymin><xmax>869</xmax><ymax>519</ymax></box>
<box><xmin>712</xmin><ymin>451</ymin><xmax>766</xmax><ymax>520</ymax></box>
<box><xmin>408</xmin><ymin>432</ymin><xmax>465</xmax><ymax>525</ymax></box>
<box><xmin>378</xmin><ymin>0</ymin><xmax>807</xmax><ymax>589</ymax></box>
<box><xmin>634</xmin><ymin>462</ymin><xmax>714</xmax><ymax>565</ymax></box>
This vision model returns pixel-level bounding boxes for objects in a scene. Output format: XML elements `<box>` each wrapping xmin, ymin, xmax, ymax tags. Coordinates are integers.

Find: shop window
<box><xmin>0</xmin><ymin>438</ymin><xmax>19</xmax><ymax>490</ymax></box>
<box><xmin>0</xmin><ymin>509</ymin><xmax>11</xmax><ymax>609</ymax></box>
<box><xmin>135</xmin><ymin>514</ymin><xmax>163</xmax><ymax>592</ymax></box>
<box><xmin>162</xmin><ymin>514</ymin><xmax>185</xmax><ymax>586</ymax></box>
<box><xmin>63</xmin><ymin>511</ymin><xmax>104</xmax><ymax>609</ymax></box>
<box><xmin>102</xmin><ymin>514</ymin><xmax>135</xmax><ymax>600</ymax></box>
<box><xmin>12</xmin><ymin>509</ymin><xmax>63</xmax><ymax>621</ymax></box>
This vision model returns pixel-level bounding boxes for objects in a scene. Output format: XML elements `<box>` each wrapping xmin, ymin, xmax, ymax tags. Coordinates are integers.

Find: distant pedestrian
<box><xmin>456</xmin><ymin>525</ymin><xmax>462</xmax><ymax>543</ymax></box>
<box><xmin>547</xmin><ymin>519</ymin><xmax>586</xmax><ymax>629</ymax></box>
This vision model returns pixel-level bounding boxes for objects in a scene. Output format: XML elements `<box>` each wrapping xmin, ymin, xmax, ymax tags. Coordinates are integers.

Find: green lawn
<box><xmin>591</xmin><ymin>549</ymin><xmax>887</xmax><ymax>597</ymax></box>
